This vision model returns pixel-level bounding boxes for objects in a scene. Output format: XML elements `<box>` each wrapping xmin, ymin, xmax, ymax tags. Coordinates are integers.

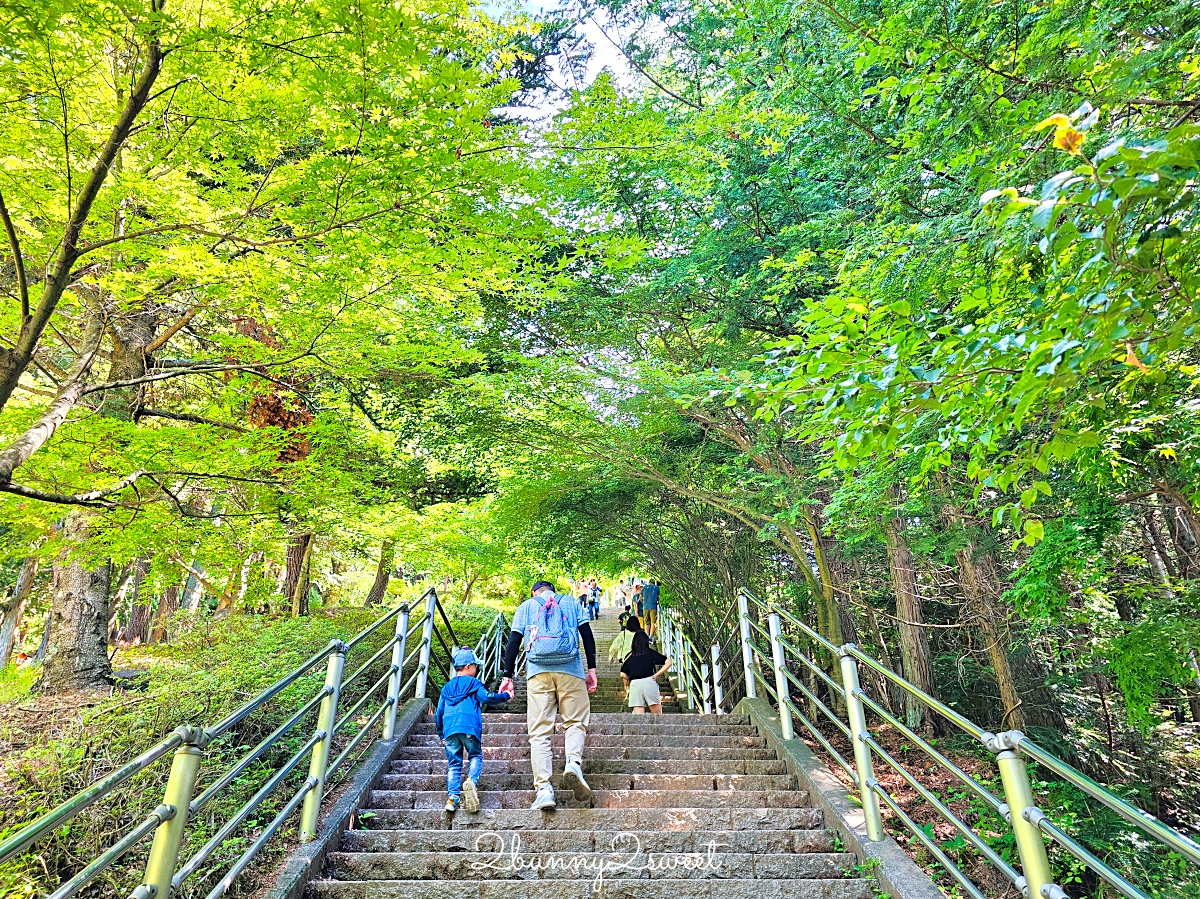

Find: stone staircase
<box><xmin>307</xmin><ymin>615</ymin><xmax>871</xmax><ymax>899</ymax></box>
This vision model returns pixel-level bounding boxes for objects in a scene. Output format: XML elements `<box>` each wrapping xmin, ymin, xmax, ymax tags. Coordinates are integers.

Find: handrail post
<box><xmin>681</xmin><ymin>632</ymin><xmax>694</xmax><ymax>710</ymax></box>
<box><xmin>768</xmin><ymin>612</ymin><xmax>794</xmax><ymax>740</ymax></box>
<box><xmin>838</xmin><ymin>645</ymin><xmax>884</xmax><ymax>841</ymax></box>
<box><xmin>415</xmin><ymin>590</ymin><xmax>437</xmax><ymax>700</ymax></box>
<box><xmin>989</xmin><ymin>731</ymin><xmax>1056</xmax><ymax>899</ymax></box>
<box><xmin>738</xmin><ymin>592</ymin><xmax>757</xmax><ymax>700</ymax></box>
<box><xmin>686</xmin><ymin>655</ymin><xmax>697</xmax><ymax>711</ymax></box>
<box><xmin>701</xmin><ymin>662</ymin><xmax>713</xmax><ymax>714</ymax></box>
<box><xmin>299</xmin><ymin>642</ymin><xmax>345</xmax><ymax>841</ymax></box>
<box><xmin>383</xmin><ymin>606</ymin><xmax>410</xmax><ymax>740</ymax></box>
<box><xmin>711</xmin><ymin>643</ymin><xmax>724</xmax><ymax>714</ymax></box>
<box><xmin>492</xmin><ymin>617</ymin><xmax>503</xmax><ymax>682</ymax></box>
<box><xmin>139</xmin><ymin>726</ymin><xmax>205</xmax><ymax>899</ymax></box>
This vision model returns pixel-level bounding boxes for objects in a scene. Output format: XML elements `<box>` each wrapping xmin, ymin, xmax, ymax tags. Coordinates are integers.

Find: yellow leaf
<box><xmin>1053</xmin><ymin>126</ymin><xmax>1085</xmax><ymax>155</ymax></box>
<box><xmin>1034</xmin><ymin>113</ymin><xmax>1071</xmax><ymax>130</ymax></box>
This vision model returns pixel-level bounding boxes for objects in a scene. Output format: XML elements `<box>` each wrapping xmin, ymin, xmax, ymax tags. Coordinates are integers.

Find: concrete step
<box><xmin>308</xmin><ymin>878</ymin><xmax>872</xmax><ymax>899</ymax></box>
<box><xmin>355</xmin><ymin>807</ymin><xmax>825</xmax><ymax>831</ymax></box>
<box><xmin>379</xmin><ymin>774</ymin><xmax>797</xmax><ymax>792</ymax></box>
<box><xmin>341</xmin><ymin>829</ymin><xmax>837</xmax><ymax>854</ymax></box>
<box><xmin>367</xmin><ymin>789</ymin><xmax>811</xmax><ymax>810</ymax></box>
<box><xmin>393</xmin><ymin>746</ymin><xmax>778</xmax><ymax>761</ymax></box>
<box><xmin>324</xmin><ymin>851</ymin><xmax>857</xmax><ymax>881</ymax></box>
<box><xmin>405</xmin><ymin>735</ymin><xmax>767</xmax><ymax>749</ymax></box>
<box><xmin>388</xmin><ymin>758</ymin><xmax>789</xmax><ymax>776</ymax></box>
<box><xmin>465</xmin><ymin>714</ymin><xmax>750</xmax><ymax>725</ymax></box>
<box><xmin>409</xmin><ymin>723</ymin><xmax>761</xmax><ymax>737</ymax></box>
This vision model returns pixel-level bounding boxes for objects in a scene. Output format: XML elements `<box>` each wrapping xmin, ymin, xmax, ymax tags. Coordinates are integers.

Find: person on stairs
<box><xmin>607</xmin><ymin>615</ymin><xmax>641</xmax><ymax>665</ymax></box>
<box><xmin>436</xmin><ymin>647</ymin><xmax>512</xmax><ymax>813</ymax></box>
<box><xmin>641</xmin><ymin>581</ymin><xmax>660</xmax><ymax>639</ymax></box>
<box><xmin>499</xmin><ymin>579</ymin><xmax>598</xmax><ymax>811</ymax></box>
<box><xmin>620</xmin><ymin>630</ymin><xmax>671</xmax><ymax>714</ymax></box>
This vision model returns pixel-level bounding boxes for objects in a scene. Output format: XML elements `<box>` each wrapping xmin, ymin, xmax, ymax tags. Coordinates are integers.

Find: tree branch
<box><xmin>0</xmin><ymin>316</ymin><xmax>105</xmax><ymax>483</ymax></box>
<box><xmin>0</xmin><ymin>188</ymin><xmax>28</xmax><ymax>319</ymax></box>
<box><xmin>137</xmin><ymin>407</ymin><xmax>248</xmax><ymax>432</ymax></box>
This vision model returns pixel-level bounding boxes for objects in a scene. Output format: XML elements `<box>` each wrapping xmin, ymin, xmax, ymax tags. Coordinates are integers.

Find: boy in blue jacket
<box><xmin>436</xmin><ymin>647</ymin><xmax>512</xmax><ymax>812</ymax></box>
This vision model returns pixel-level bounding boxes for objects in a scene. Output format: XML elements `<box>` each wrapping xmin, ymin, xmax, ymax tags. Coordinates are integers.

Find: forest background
<box><xmin>0</xmin><ymin>0</ymin><xmax>1198</xmax><ymax>896</ymax></box>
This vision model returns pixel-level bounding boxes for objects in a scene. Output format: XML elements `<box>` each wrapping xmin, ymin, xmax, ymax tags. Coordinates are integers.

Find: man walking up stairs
<box><xmin>307</xmin><ymin>613</ymin><xmax>873</xmax><ymax>898</ymax></box>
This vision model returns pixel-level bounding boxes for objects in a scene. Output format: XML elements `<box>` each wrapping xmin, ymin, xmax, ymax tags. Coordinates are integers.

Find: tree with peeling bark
<box><xmin>0</xmin><ymin>0</ymin><xmax>562</xmax><ymax>686</ymax></box>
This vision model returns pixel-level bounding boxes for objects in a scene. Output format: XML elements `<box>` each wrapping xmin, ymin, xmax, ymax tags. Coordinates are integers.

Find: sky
<box><xmin>498</xmin><ymin>1</ymin><xmax>638</xmax><ymax>121</ymax></box>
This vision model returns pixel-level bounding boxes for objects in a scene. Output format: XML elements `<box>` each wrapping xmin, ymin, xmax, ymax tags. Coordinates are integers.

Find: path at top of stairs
<box><xmin>307</xmin><ymin>610</ymin><xmax>871</xmax><ymax>899</ymax></box>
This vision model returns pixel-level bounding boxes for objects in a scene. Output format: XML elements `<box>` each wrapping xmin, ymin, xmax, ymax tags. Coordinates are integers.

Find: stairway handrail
<box><xmin>0</xmin><ymin>584</ymin><xmax>486</xmax><ymax>899</ymax></box>
<box><xmin>662</xmin><ymin>588</ymin><xmax>1200</xmax><ymax>899</ymax></box>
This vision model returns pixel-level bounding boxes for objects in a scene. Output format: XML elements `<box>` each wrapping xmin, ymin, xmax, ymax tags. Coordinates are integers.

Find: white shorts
<box><xmin>627</xmin><ymin>676</ymin><xmax>662</xmax><ymax>708</ymax></box>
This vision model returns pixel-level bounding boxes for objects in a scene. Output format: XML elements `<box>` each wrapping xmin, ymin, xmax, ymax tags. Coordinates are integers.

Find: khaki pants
<box><xmin>526</xmin><ymin>671</ymin><xmax>590</xmax><ymax>790</ymax></box>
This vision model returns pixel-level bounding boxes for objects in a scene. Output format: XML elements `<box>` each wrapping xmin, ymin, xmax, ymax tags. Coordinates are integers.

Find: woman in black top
<box><xmin>620</xmin><ymin>631</ymin><xmax>672</xmax><ymax>714</ymax></box>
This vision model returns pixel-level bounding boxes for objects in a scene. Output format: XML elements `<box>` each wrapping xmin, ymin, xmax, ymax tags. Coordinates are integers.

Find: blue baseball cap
<box><xmin>452</xmin><ymin>648</ymin><xmax>480</xmax><ymax>669</ymax></box>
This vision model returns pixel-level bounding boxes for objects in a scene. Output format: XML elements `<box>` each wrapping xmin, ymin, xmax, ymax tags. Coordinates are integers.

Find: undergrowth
<box><xmin>0</xmin><ymin>597</ymin><xmax>503</xmax><ymax>899</ymax></box>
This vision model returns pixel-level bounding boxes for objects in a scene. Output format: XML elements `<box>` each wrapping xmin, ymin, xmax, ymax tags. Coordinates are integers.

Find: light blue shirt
<box><xmin>512</xmin><ymin>593</ymin><xmax>586</xmax><ymax>681</ymax></box>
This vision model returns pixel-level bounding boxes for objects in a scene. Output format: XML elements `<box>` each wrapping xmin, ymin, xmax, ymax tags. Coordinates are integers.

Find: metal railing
<box><xmin>661</xmin><ymin>589</ymin><xmax>1200</xmax><ymax>899</ymax></box>
<box><xmin>0</xmin><ymin>587</ymin><xmax>509</xmax><ymax>899</ymax></box>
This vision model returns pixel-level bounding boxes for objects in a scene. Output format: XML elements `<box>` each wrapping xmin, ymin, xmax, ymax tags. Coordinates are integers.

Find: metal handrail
<box><xmin>872</xmin><ymin>783</ymin><xmax>988</xmax><ymax>899</ymax></box>
<box><xmin>191</xmin><ymin>688</ymin><xmax>332</xmax><ymax>812</ymax></box>
<box><xmin>861</xmin><ymin>733</ymin><xmax>1021</xmax><ymax>887</ymax></box>
<box><xmin>845</xmin><ymin>643</ymin><xmax>986</xmax><ymax>740</ymax></box>
<box><xmin>662</xmin><ymin>589</ymin><xmax>1200</xmax><ymax>899</ymax></box>
<box><xmin>778</xmin><ymin>634</ymin><xmax>846</xmax><ymax>699</ymax></box>
<box><xmin>342</xmin><ymin>635</ymin><xmax>401</xmax><ymax>689</ymax></box>
<box><xmin>1014</xmin><ymin>734</ymin><xmax>1200</xmax><ymax>866</ymax></box>
<box><xmin>0</xmin><ymin>732</ymin><xmax>183</xmax><ymax>867</ymax></box>
<box><xmin>172</xmin><ymin>728</ymin><xmax>326</xmax><ymax>890</ymax></box>
<box><xmin>3</xmin><ymin>587</ymin><xmax>472</xmax><ymax>899</ymax></box>
<box><xmin>206</xmin><ymin>641</ymin><xmax>341</xmax><ymax>739</ymax></box>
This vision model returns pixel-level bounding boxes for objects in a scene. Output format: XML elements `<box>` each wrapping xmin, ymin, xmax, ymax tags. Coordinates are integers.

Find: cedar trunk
<box><xmin>958</xmin><ymin>549</ymin><xmax>1027</xmax><ymax>731</ymax></box>
<box><xmin>0</xmin><ymin>556</ymin><xmax>38</xmax><ymax>668</ymax></box>
<box><xmin>883</xmin><ymin>501</ymin><xmax>937</xmax><ymax>732</ymax></box>
<box><xmin>126</xmin><ymin>557</ymin><xmax>152</xmax><ymax>644</ymax></box>
<box><xmin>286</xmin><ymin>534</ymin><xmax>315</xmax><ymax>617</ymax></box>
<box><xmin>149</xmin><ymin>585</ymin><xmax>181</xmax><ymax>644</ymax></box>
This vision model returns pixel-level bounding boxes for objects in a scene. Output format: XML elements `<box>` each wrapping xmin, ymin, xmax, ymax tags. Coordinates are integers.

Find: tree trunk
<box><xmin>799</xmin><ymin>509</ymin><xmax>845</xmax><ymax>649</ymax></box>
<box><xmin>366</xmin><ymin>540</ymin><xmax>395</xmax><ymax>606</ymax></box>
<box><xmin>962</xmin><ymin>557</ymin><xmax>1027</xmax><ymax>731</ymax></box>
<box><xmin>883</xmin><ymin>491</ymin><xmax>937</xmax><ymax>732</ymax></box>
<box><xmin>181</xmin><ymin>559</ymin><xmax>206</xmax><ymax>611</ymax></box>
<box><xmin>286</xmin><ymin>534</ymin><xmax>315</xmax><ymax>617</ymax></box>
<box><xmin>1162</xmin><ymin>497</ymin><xmax>1200</xmax><ymax>579</ymax></box>
<box><xmin>149</xmin><ymin>585</ymin><xmax>181</xmax><ymax>644</ymax></box>
<box><xmin>462</xmin><ymin>571</ymin><xmax>480</xmax><ymax>605</ymax></box>
<box><xmin>35</xmin><ymin>613</ymin><xmax>51</xmax><ymax>661</ymax></box>
<box><xmin>0</xmin><ymin>556</ymin><xmax>38</xmax><ymax>668</ymax></box>
<box><xmin>1143</xmin><ymin>523</ymin><xmax>1200</xmax><ymax>722</ymax></box>
<box><xmin>38</xmin><ymin>514</ymin><xmax>113</xmax><ymax>691</ymax></box>
<box><xmin>127</xmin><ymin>557</ymin><xmax>152</xmax><ymax>644</ymax></box>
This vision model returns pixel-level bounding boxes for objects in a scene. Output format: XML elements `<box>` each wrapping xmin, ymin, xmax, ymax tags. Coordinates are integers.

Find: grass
<box><xmin>0</xmin><ymin>597</ymin><xmax>499</xmax><ymax>899</ymax></box>
<box><xmin>0</xmin><ymin>664</ymin><xmax>37</xmax><ymax>704</ymax></box>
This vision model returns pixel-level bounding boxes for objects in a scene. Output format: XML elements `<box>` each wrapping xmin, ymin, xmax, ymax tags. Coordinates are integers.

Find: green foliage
<box><xmin>0</xmin><ymin>600</ymin><xmax>489</xmax><ymax>898</ymax></box>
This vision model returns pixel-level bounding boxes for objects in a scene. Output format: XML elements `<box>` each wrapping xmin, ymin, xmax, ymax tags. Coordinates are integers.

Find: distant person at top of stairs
<box><xmin>435</xmin><ymin>648</ymin><xmax>512</xmax><ymax>814</ymax></box>
<box><xmin>500</xmin><ymin>580</ymin><xmax>598</xmax><ymax>812</ymax></box>
<box><xmin>621</xmin><ymin>629</ymin><xmax>672</xmax><ymax>714</ymax></box>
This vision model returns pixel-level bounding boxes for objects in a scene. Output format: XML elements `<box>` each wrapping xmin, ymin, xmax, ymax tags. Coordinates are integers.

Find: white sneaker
<box><xmin>563</xmin><ymin>759</ymin><xmax>592</xmax><ymax>801</ymax></box>
<box><xmin>462</xmin><ymin>778</ymin><xmax>480</xmax><ymax>813</ymax></box>
<box><xmin>531</xmin><ymin>785</ymin><xmax>556</xmax><ymax>811</ymax></box>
